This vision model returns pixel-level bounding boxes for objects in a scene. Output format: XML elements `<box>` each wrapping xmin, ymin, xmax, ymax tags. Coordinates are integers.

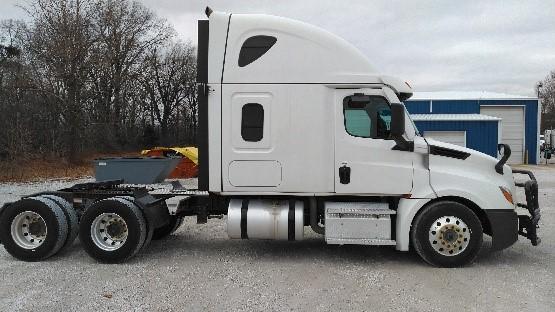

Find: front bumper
<box><xmin>484</xmin><ymin>209</ymin><xmax>518</xmax><ymax>250</ymax></box>
<box><xmin>513</xmin><ymin>169</ymin><xmax>541</xmax><ymax>246</ymax></box>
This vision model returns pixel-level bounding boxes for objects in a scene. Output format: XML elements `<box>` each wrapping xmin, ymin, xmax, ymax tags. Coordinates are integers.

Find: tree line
<box><xmin>0</xmin><ymin>0</ymin><xmax>197</xmax><ymax>162</ymax></box>
<box><xmin>538</xmin><ymin>71</ymin><xmax>555</xmax><ymax>132</ymax></box>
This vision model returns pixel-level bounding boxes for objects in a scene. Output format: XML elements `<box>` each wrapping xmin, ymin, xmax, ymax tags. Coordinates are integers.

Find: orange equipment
<box><xmin>141</xmin><ymin>147</ymin><xmax>198</xmax><ymax>179</ymax></box>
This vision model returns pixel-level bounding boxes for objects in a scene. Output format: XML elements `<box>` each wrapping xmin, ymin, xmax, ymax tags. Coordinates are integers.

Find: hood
<box><xmin>426</xmin><ymin>138</ymin><xmax>514</xmax><ymax>189</ymax></box>
<box><xmin>426</xmin><ymin>138</ymin><xmax>496</xmax><ymax>163</ymax></box>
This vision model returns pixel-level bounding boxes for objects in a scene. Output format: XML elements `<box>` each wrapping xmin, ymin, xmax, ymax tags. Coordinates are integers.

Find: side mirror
<box><xmin>390</xmin><ymin>103</ymin><xmax>412</xmax><ymax>151</ymax></box>
<box><xmin>390</xmin><ymin>103</ymin><xmax>405</xmax><ymax>137</ymax></box>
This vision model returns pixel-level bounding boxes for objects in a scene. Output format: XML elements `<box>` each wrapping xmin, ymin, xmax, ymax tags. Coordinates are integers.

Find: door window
<box><xmin>343</xmin><ymin>95</ymin><xmax>391</xmax><ymax>139</ymax></box>
<box><xmin>345</xmin><ymin>110</ymin><xmax>371</xmax><ymax>137</ymax></box>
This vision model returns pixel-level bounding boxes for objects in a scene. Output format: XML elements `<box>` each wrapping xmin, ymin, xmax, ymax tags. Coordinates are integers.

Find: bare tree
<box><xmin>0</xmin><ymin>0</ymin><xmax>198</xmax><ymax>164</ymax></box>
<box><xmin>0</xmin><ymin>20</ymin><xmax>23</xmax><ymax>160</ymax></box>
<box><xmin>21</xmin><ymin>0</ymin><xmax>96</xmax><ymax>161</ymax></box>
<box><xmin>87</xmin><ymin>0</ymin><xmax>173</xmax><ymax>149</ymax></box>
<box><xmin>538</xmin><ymin>71</ymin><xmax>555</xmax><ymax>131</ymax></box>
<box><xmin>140</xmin><ymin>42</ymin><xmax>196</xmax><ymax>145</ymax></box>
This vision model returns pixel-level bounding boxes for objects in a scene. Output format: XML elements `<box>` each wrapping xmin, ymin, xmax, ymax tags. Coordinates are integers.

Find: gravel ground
<box><xmin>0</xmin><ymin>167</ymin><xmax>554</xmax><ymax>312</ymax></box>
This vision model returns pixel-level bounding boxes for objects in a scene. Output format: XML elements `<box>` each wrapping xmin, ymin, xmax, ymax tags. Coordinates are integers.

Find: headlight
<box><xmin>499</xmin><ymin>186</ymin><xmax>514</xmax><ymax>205</ymax></box>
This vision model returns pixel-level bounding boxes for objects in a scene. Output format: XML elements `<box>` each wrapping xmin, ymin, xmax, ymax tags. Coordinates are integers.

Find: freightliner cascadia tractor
<box><xmin>0</xmin><ymin>8</ymin><xmax>541</xmax><ymax>267</ymax></box>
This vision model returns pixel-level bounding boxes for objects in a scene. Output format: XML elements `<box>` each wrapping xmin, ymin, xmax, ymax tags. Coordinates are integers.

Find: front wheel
<box><xmin>411</xmin><ymin>201</ymin><xmax>483</xmax><ymax>267</ymax></box>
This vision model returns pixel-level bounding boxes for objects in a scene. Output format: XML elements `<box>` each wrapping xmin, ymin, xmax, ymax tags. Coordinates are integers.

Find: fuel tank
<box><xmin>227</xmin><ymin>199</ymin><xmax>304</xmax><ymax>240</ymax></box>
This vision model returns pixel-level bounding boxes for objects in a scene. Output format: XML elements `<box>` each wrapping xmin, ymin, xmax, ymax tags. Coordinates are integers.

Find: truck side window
<box><xmin>241</xmin><ymin>103</ymin><xmax>264</xmax><ymax>142</ymax></box>
<box><xmin>345</xmin><ymin>110</ymin><xmax>371</xmax><ymax>137</ymax></box>
<box><xmin>239</xmin><ymin>35</ymin><xmax>277</xmax><ymax>67</ymax></box>
<box><xmin>343</xmin><ymin>95</ymin><xmax>391</xmax><ymax>139</ymax></box>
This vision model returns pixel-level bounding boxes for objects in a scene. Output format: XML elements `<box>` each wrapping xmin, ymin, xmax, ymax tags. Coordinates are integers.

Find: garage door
<box><xmin>424</xmin><ymin>131</ymin><xmax>466</xmax><ymax>147</ymax></box>
<box><xmin>480</xmin><ymin>106</ymin><xmax>524</xmax><ymax>164</ymax></box>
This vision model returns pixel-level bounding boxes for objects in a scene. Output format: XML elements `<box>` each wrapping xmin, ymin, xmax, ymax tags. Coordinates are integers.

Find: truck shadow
<box><xmin>143</xmin><ymin>237</ymin><xmax>425</xmax><ymax>265</ymax></box>
<box><xmin>132</xmin><ymin>235</ymin><xmax>517</xmax><ymax>268</ymax></box>
<box><xmin>4</xmin><ymin>233</ymin><xmax>536</xmax><ymax>268</ymax></box>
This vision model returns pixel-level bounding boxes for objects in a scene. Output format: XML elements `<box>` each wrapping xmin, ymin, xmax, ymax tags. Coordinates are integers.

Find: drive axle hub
<box><xmin>91</xmin><ymin>213</ymin><xmax>128</xmax><ymax>251</ymax></box>
<box><xmin>10</xmin><ymin>211</ymin><xmax>48</xmax><ymax>249</ymax></box>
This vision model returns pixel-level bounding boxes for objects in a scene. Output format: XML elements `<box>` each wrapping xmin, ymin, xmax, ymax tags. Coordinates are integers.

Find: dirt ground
<box><xmin>0</xmin><ymin>166</ymin><xmax>554</xmax><ymax>311</ymax></box>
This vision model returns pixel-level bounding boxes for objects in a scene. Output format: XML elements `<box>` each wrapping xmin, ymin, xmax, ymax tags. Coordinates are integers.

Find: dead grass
<box><xmin>0</xmin><ymin>151</ymin><xmax>139</xmax><ymax>183</ymax></box>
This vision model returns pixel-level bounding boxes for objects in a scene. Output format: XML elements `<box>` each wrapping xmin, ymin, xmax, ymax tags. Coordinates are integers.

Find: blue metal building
<box><xmin>405</xmin><ymin>92</ymin><xmax>540</xmax><ymax>165</ymax></box>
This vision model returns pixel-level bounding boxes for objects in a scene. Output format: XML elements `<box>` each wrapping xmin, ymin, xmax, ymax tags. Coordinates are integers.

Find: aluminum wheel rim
<box><xmin>428</xmin><ymin>216</ymin><xmax>471</xmax><ymax>256</ymax></box>
<box><xmin>91</xmin><ymin>213</ymin><xmax>128</xmax><ymax>251</ymax></box>
<box><xmin>10</xmin><ymin>211</ymin><xmax>47</xmax><ymax>249</ymax></box>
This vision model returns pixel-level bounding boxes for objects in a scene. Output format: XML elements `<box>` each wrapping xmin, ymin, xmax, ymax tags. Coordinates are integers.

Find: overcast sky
<box><xmin>1</xmin><ymin>0</ymin><xmax>554</xmax><ymax>96</ymax></box>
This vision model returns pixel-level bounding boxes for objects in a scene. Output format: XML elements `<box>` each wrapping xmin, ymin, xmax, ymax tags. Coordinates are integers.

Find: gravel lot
<box><xmin>1</xmin><ymin>167</ymin><xmax>554</xmax><ymax>312</ymax></box>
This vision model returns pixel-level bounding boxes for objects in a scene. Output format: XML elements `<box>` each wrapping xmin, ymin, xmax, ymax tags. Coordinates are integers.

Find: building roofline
<box><xmin>411</xmin><ymin>114</ymin><xmax>502</xmax><ymax>121</ymax></box>
<box><xmin>409</xmin><ymin>91</ymin><xmax>537</xmax><ymax>101</ymax></box>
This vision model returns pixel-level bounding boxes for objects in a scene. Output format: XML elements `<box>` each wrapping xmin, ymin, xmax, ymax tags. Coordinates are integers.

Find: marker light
<box><xmin>499</xmin><ymin>186</ymin><xmax>514</xmax><ymax>205</ymax></box>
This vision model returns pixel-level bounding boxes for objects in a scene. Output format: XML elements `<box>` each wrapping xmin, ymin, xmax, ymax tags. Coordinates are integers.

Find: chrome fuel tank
<box><xmin>227</xmin><ymin>199</ymin><xmax>304</xmax><ymax>240</ymax></box>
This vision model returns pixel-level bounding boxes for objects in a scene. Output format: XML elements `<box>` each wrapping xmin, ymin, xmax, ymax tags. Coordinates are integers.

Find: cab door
<box><xmin>334</xmin><ymin>88</ymin><xmax>414</xmax><ymax>195</ymax></box>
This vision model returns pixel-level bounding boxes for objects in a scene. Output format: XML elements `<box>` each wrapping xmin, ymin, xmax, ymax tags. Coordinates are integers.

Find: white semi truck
<box><xmin>0</xmin><ymin>8</ymin><xmax>541</xmax><ymax>267</ymax></box>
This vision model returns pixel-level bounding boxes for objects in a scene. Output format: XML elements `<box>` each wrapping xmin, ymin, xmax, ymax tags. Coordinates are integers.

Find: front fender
<box><xmin>396</xmin><ymin>188</ymin><xmax>514</xmax><ymax>251</ymax></box>
<box><xmin>395</xmin><ymin>187</ymin><xmax>491</xmax><ymax>251</ymax></box>
<box><xmin>396</xmin><ymin>197</ymin><xmax>431</xmax><ymax>251</ymax></box>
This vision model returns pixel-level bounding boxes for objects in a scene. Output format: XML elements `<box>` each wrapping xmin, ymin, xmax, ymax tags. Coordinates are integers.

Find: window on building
<box><xmin>238</xmin><ymin>35</ymin><xmax>277</xmax><ymax>67</ymax></box>
<box><xmin>241</xmin><ymin>103</ymin><xmax>264</xmax><ymax>142</ymax></box>
<box><xmin>343</xmin><ymin>95</ymin><xmax>391</xmax><ymax>139</ymax></box>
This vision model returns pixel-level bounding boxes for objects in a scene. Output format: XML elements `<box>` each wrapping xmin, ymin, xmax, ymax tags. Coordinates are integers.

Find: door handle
<box><xmin>339</xmin><ymin>163</ymin><xmax>351</xmax><ymax>184</ymax></box>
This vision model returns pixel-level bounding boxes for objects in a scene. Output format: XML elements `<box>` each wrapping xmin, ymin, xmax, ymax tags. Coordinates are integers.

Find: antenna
<box><xmin>205</xmin><ymin>6</ymin><xmax>213</xmax><ymax>17</ymax></box>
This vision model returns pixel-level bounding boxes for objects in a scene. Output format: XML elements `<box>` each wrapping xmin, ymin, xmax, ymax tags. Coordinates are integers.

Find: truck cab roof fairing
<box><xmin>222</xmin><ymin>13</ymin><xmax>379</xmax><ymax>84</ymax></box>
<box><xmin>207</xmin><ymin>11</ymin><xmax>413</xmax><ymax>99</ymax></box>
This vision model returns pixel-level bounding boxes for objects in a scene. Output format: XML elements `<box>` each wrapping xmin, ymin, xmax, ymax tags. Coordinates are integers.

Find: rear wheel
<box><xmin>40</xmin><ymin>195</ymin><xmax>79</xmax><ymax>251</ymax></box>
<box><xmin>152</xmin><ymin>215</ymin><xmax>184</xmax><ymax>240</ymax></box>
<box><xmin>411</xmin><ymin>201</ymin><xmax>483</xmax><ymax>267</ymax></box>
<box><xmin>0</xmin><ymin>197</ymin><xmax>68</xmax><ymax>261</ymax></box>
<box><xmin>115</xmin><ymin>196</ymin><xmax>154</xmax><ymax>249</ymax></box>
<box><xmin>79</xmin><ymin>197</ymin><xmax>147</xmax><ymax>263</ymax></box>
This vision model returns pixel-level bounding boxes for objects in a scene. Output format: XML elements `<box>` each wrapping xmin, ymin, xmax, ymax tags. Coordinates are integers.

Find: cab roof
<box><xmin>206</xmin><ymin>9</ymin><xmax>413</xmax><ymax>100</ymax></box>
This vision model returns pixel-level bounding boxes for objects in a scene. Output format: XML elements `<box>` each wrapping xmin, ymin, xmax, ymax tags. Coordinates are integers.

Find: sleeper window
<box><xmin>238</xmin><ymin>35</ymin><xmax>277</xmax><ymax>67</ymax></box>
<box><xmin>343</xmin><ymin>95</ymin><xmax>391</xmax><ymax>139</ymax></box>
<box><xmin>241</xmin><ymin>103</ymin><xmax>264</xmax><ymax>142</ymax></box>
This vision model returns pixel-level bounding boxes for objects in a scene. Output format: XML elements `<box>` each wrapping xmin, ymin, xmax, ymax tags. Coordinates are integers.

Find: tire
<box><xmin>40</xmin><ymin>195</ymin><xmax>79</xmax><ymax>251</ymax></box>
<box><xmin>115</xmin><ymin>196</ymin><xmax>154</xmax><ymax>250</ymax></box>
<box><xmin>152</xmin><ymin>215</ymin><xmax>184</xmax><ymax>240</ymax></box>
<box><xmin>411</xmin><ymin>201</ymin><xmax>483</xmax><ymax>267</ymax></box>
<box><xmin>0</xmin><ymin>197</ymin><xmax>68</xmax><ymax>261</ymax></box>
<box><xmin>79</xmin><ymin>197</ymin><xmax>147</xmax><ymax>263</ymax></box>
